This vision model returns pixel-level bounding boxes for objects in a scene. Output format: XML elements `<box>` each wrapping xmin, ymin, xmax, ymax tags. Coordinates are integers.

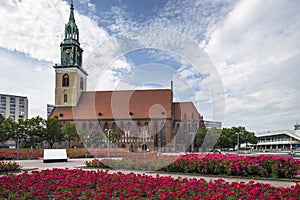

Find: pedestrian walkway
<box><xmin>14</xmin><ymin>159</ymin><xmax>296</xmax><ymax>188</ymax></box>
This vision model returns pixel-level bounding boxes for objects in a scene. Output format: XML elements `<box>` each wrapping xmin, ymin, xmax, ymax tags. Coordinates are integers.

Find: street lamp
<box><xmin>236</xmin><ymin>132</ymin><xmax>241</xmax><ymax>154</ymax></box>
<box><xmin>105</xmin><ymin>129</ymin><xmax>112</xmax><ymax>159</ymax></box>
<box><xmin>85</xmin><ymin>134</ymin><xmax>90</xmax><ymax>159</ymax></box>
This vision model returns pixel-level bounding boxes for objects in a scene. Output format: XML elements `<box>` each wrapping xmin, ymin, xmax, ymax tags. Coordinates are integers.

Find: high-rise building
<box><xmin>0</xmin><ymin>94</ymin><xmax>28</xmax><ymax>121</ymax></box>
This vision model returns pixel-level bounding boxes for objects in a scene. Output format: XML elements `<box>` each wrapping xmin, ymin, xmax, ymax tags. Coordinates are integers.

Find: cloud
<box><xmin>0</xmin><ymin>0</ymin><xmax>108</xmax><ymax>63</ymax></box>
<box><xmin>205</xmin><ymin>0</ymin><xmax>300</xmax><ymax>131</ymax></box>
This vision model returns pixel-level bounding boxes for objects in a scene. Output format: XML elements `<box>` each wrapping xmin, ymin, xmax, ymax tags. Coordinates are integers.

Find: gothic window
<box><xmin>112</xmin><ymin>122</ymin><xmax>116</xmax><ymax>131</ymax></box>
<box><xmin>89</xmin><ymin>122</ymin><xmax>93</xmax><ymax>130</ymax></box>
<box><xmin>104</xmin><ymin>122</ymin><xmax>108</xmax><ymax>130</ymax></box>
<box><xmin>62</xmin><ymin>74</ymin><xmax>69</xmax><ymax>87</ymax></box>
<box><xmin>80</xmin><ymin>77</ymin><xmax>83</xmax><ymax>90</ymax></box>
<box><xmin>160</xmin><ymin>122</ymin><xmax>165</xmax><ymax>147</ymax></box>
<box><xmin>184</xmin><ymin>113</ymin><xmax>187</xmax><ymax>120</ymax></box>
<box><xmin>82</xmin><ymin>123</ymin><xmax>87</xmax><ymax>131</ymax></box>
<box><xmin>63</xmin><ymin>94</ymin><xmax>67</xmax><ymax>103</ymax></box>
<box><xmin>127</xmin><ymin>122</ymin><xmax>132</xmax><ymax>130</ymax></box>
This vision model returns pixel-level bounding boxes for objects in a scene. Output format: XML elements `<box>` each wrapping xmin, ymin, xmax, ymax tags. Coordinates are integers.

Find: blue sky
<box><xmin>0</xmin><ymin>0</ymin><xmax>299</xmax><ymax>133</ymax></box>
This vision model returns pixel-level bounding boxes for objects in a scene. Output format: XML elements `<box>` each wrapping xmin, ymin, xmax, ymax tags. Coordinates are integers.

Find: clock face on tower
<box><xmin>65</xmin><ymin>49</ymin><xmax>70</xmax><ymax>54</ymax></box>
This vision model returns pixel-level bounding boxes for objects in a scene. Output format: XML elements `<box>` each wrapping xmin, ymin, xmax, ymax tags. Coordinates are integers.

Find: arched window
<box><xmin>80</xmin><ymin>77</ymin><xmax>83</xmax><ymax>90</ymax></box>
<box><xmin>127</xmin><ymin>122</ymin><xmax>132</xmax><ymax>130</ymax></box>
<box><xmin>112</xmin><ymin>122</ymin><xmax>116</xmax><ymax>131</ymax></box>
<box><xmin>104</xmin><ymin>122</ymin><xmax>108</xmax><ymax>130</ymax></box>
<box><xmin>62</xmin><ymin>74</ymin><xmax>69</xmax><ymax>87</ymax></box>
<box><xmin>82</xmin><ymin>123</ymin><xmax>87</xmax><ymax>131</ymax></box>
<box><xmin>89</xmin><ymin>122</ymin><xmax>93</xmax><ymax>130</ymax></box>
<box><xmin>63</xmin><ymin>94</ymin><xmax>67</xmax><ymax>103</ymax></box>
<box><xmin>160</xmin><ymin>122</ymin><xmax>165</xmax><ymax>147</ymax></box>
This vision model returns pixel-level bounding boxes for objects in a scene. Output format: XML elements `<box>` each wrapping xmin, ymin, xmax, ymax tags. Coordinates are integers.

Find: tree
<box><xmin>63</xmin><ymin>121</ymin><xmax>79</xmax><ymax>148</ymax></box>
<box><xmin>194</xmin><ymin>127</ymin><xmax>207</xmax><ymax>149</ymax></box>
<box><xmin>1</xmin><ymin>118</ymin><xmax>25</xmax><ymax>148</ymax></box>
<box><xmin>0</xmin><ymin>114</ymin><xmax>9</xmax><ymax>146</ymax></box>
<box><xmin>44</xmin><ymin>116</ymin><xmax>64</xmax><ymax>148</ymax></box>
<box><xmin>24</xmin><ymin>116</ymin><xmax>46</xmax><ymax>148</ymax></box>
<box><xmin>216</xmin><ymin>126</ymin><xmax>258</xmax><ymax>149</ymax></box>
<box><xmin>0</xmin><ymin>113</ymin><xmax>4</xmax><ymax>125</ymax></box>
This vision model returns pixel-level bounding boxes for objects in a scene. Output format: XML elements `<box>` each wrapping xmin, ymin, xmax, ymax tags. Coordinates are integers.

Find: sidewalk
<box><xmin>14</xmin><ymin>159</ymin><xmax>296</xmax><ymax>188</ymax></box>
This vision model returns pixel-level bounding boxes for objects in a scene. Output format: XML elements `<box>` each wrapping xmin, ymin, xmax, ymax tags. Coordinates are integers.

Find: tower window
<box><xmin>62</xmin><ymin>74</ymin><xmax>69</xmax><ymax>87</ymax></box>
<box><xmin>80</xmin><ymin>77</ymin><xmax>83</xmax><ymax>90</ymax></box>
<box><xmin>64</xmin><ymin>94</ymin><xmax>68</xmax><ymax>103</ymax></box>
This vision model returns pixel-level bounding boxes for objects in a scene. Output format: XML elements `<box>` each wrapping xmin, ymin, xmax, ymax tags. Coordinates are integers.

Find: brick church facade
<box><xmin>49</xmin><ymin>3</ymin><xmax>205</xmax><ymax>152</ymax></box>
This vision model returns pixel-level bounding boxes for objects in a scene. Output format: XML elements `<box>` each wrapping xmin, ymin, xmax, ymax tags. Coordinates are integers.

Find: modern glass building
<box><xmin>0</xmin><ymin>94</ymin><xmax>28</xmax><ymax>121</ymax></box>
<box><xmin>255</xmin><ymin>125</ymin><xmax>300</xmax><ymax>150</ymax></box>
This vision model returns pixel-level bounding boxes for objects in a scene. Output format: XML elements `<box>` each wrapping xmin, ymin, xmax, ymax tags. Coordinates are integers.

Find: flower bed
<box><xmin>0</xmin><ymin>150</ymin><xmax>42</xmax><ymax>160</ymax></box>
<box><xmin>161</xmin><ymin>154</ymin><xmax>300</xmax><ymax>179</ymax></box>
<box><xmin>86</xmin><ymin>153</ymin><xmax>300</xmax><ymax>179</ymax></box>
<box><xmin>86</xmin><ymin>153</ymin><xmax>177</xmax><ymax>171</ymax></box>
<box><xmin>0</xmin><ymin>148</ymin><xmax>128</xmax><ymax>160</ymax></box>
<box><xmin>0</xmin><ymin>161</ymin><xmax>22</xmax><ymax>173</ymax></box>
<box><xmin>68</xmin><ymin>148</ymin><xmax>129</xmax><ymax>158</ymax></box>
<box><xmin>0</xmin><ymin>169</ymin><xmax>299</xmax><ymax>199</ymax></box>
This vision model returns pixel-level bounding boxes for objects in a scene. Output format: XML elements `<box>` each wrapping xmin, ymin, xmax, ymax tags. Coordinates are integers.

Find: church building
<box><xmin>49</xmin><ymin>3</ymin><xmax>205</xmax><ymax>152</ymax></box>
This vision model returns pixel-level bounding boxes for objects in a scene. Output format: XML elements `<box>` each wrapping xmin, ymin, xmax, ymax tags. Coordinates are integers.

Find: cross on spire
<box><xmin>69</xmin><ymin>0</ymin><xmax>75</xmax><ymax>22</ymax></box>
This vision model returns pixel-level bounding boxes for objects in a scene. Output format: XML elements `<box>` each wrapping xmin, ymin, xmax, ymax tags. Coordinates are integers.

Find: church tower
<box><xmin>54</xmin><ymin>2</ymin><xmax>88</xmax><ymax>106</ymax></box>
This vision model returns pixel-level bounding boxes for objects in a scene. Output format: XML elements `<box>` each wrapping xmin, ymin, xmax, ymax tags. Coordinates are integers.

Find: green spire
<box><xmin>69</xmin><ymin>1</ymin><xmax>75</xmax><ymax>22</ymax></box>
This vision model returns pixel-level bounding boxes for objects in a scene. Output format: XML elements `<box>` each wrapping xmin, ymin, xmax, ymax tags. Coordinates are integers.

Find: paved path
<box><xmin>13</xmin><ymin>159</ymin><xmax>297</xmax><ymax>188</ymax></box>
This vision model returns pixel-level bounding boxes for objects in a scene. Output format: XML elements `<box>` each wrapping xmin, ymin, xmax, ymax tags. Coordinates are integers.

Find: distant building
<box><xmin>204</xmin><ymin>121</ymin><xmax>222</xmax><ymax>129</ymax></box>
<box><xmin>255</xmin><ymin>125</ymin><xmax>300</xmax><ymax>150</ymax></box>
<box><xmin>47</xmin><ymin>104</ymin><xmax>54</xmax><ymax>118</ymax></box>
<box><xmin>0</xmin><ymin>93</ymin><xmax>28</xmax><ymax>121</ymax></box>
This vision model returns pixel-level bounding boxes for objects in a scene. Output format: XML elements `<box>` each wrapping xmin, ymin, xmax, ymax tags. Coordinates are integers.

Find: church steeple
<box><xmin>53</xmin><ymin>1</ymin><xmax>88</xmax><ymax>107</ymax></box>
<box><xmin>55</xmin><ymin>1</ymin><xmax>87</xmax><ymax>75</ymax></box>
<box><xmin>69</xmin><ymin>2</ymin><xmax>75</xmax><ymax>22</ymax></box>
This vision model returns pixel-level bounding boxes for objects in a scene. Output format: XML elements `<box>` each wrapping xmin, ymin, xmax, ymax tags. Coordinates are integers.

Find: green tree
<box><xmin>44</xmin><ymin>116</ymin><xmax>64</xmax><ymax>148</ymax></box>
<box><xmin>24</xmin><ymin>116</ymin><xmax>46</xmax><ymax>148</ymax></box>
<box><xmin>194</xmin><ymin>127</ymin><xmax>207</xmax><ymax>149</ymax></box>
<box><xmin>216</xmin><ymin>126</ymin><xmax>258</xmax><ymax>149</ymax></box>
<box><xmin>0</xmin><ymin>114</ymin><xmax>9</xmax><ymax>146</ymax></box>
<box><xmin>1</xmin><ymin>118</ymin><xmax>25</xmax><ymax>148</ymax></box>
<box><xmin>63</xmin><ymin>121</ymin><xmax>79</xmax><ymax>148</ymax></box>
<box><xmin>0</xmin><ymin>113</ymin><xmax>4</xmax><ymax>124</ymax></box>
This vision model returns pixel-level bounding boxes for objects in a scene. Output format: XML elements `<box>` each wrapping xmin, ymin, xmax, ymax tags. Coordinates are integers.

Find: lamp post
<box><xmin>85</xmin><ymin>134</ymin><xmax>90</xmax><ymax>159</ymax></box>
<box><xmin>105</xmin><ymin>129</ymin><xmax>112</xmax><ymax>159</ymax></box>
<box><xmin>236</xmin><ymin>132</ymin><xmax>241</xmax><ymax>154</ymax></box>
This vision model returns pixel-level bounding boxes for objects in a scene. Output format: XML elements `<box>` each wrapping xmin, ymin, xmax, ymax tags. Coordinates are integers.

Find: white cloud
<box><xmin>205</xmin><ymin>0</ymin><xmax>300</xmax><ymax>131</ymax></box>
<box><xmin>0</xmin><ymin>0</ymin><xmax>108</xmax><ymax>63</ymax></box>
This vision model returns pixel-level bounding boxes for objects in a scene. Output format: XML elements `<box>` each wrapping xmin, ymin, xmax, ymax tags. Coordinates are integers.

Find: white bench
<box><xmin>43</xmin><ymin>149</ymin><xmax>68</xmax><ymax>163</ymax></box>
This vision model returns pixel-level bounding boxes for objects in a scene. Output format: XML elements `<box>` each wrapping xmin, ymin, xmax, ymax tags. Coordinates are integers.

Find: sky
<box><xmin>0</xmin><ymin>0</ymin><xmax>299</xmax><ymax>133</ymax></box>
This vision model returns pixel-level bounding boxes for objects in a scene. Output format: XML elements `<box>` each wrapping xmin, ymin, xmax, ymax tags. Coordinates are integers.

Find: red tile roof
<box><xmin>50</xmin><ymin>89</ymin><xmax>173</xmax><ymax>120</ymax></box>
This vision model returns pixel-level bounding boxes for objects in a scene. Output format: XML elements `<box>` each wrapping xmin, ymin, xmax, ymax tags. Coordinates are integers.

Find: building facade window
<box><xmin>80</xmin><ymin>77</ymin><xmax>83</xmax><ymax>90</ymax></box>
<box><xmin>64</xmin><ymin>94</ymin><xmax>68</xmax><ymax>103</ymax></box>
<box><xmin>62</xmin><ymin>74</ymin><xmax>69</xmax><ymax>87</ymax></box>
<box><xmin>112</xmin><ymin>122</ymin><xmax>116</xmax><ymax>131</ymax></box>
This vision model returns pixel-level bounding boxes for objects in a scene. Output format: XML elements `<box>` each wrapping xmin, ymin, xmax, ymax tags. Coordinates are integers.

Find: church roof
<box><xmin>50</xmin><ymin>89</ymin><xmax>173</xmax><ymax>120</ymax></box>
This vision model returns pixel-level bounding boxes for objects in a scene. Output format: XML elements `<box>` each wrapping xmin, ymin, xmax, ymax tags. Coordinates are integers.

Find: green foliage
<box><xmin>63</xmin><ymin>121</ymin><xmax>78</xmax><ymax>148</ymax></box>
<box><xmin>1</xmin><ymin>118</ymin><xmax>25</xmax><ymax>148</ymax></box>
<box><xmin>0</xmin><ymin>115</ymin><xmax>10</xmax><ymax>145</ymax></box>
<box><xmin>44</xmin><ymin>116</ymin><xmax>64</xmax><ymax>148</ymax></box>
<box><xmin>195</xmin><ymin>126</ymin><xmax>258</xmax><ymax>150</ymax></box>
<box><xmin>23</xmin><ymin>116</ymin><xmax>46</xmax><ymax>148</ymax></box>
